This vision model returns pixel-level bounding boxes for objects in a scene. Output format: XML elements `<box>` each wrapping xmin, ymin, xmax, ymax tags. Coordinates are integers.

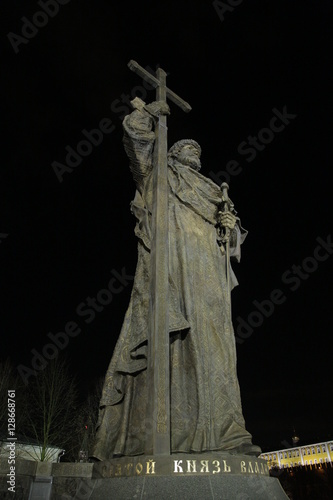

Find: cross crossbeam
<box><xmin>128</xmin><ymin>60</ymin><xmax>191</xmax><ymax>113</ymax></box>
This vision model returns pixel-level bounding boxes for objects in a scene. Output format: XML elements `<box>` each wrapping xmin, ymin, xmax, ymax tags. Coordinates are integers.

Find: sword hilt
<box><xmin>219</xmin><ymin>183</ymin><xmax>231</xmax><ymax>242</ymax></box>
<box><xmin>221</xmin><ymin>182</ymin><xmax>230</xmax><ymax>210</ymax></box>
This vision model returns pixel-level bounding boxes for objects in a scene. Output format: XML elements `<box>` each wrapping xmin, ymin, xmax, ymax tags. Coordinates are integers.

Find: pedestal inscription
<box><xmin>92</xmin><ymin>453</ymin><xmax>269</xmax><ymax>479</ymax></box>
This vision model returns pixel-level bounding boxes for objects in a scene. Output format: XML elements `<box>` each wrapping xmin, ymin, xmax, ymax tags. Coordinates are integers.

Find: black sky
<box><xmin>1</xmin><ymin>0</ymin><xmax>332</xmax><ymax>451</ymax></box>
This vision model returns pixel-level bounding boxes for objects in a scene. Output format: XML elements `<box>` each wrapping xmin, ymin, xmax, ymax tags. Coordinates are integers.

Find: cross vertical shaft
<box><xmin>146</xmin><ymin>68</ymin><xmax>170</xmax><ymax>455</ymax></box>
<box><xmin>127</xmin><ymin>61</ymin><xmax>191</xmax><ymax>456</ymax></box>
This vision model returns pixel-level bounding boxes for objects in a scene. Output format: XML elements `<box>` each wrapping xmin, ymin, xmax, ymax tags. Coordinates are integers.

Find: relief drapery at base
<box><xmin>92</xmin><ymin>101</ymin><xmax>261</xmax><ymax>459</ymax></box>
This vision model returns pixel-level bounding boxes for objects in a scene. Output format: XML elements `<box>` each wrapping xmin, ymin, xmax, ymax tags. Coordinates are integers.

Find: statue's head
<box><xmin>168</xmin><ymin>139</ymin><xmax>202</xmax><ymax>171</ymax></box>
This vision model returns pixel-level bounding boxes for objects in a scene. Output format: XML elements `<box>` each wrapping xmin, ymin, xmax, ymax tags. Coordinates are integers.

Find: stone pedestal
<box><xmin>0</xmin><ymin>456</ymin><xmax>288</xmax><ymax>499</ymax></box>
<box><xmin>86</xmin><ymin>474</ymin><xmax>287</xmax><ymax>499</ymax></box>
<box><xmin>86</xmin><ymin>453</ymin><xmax>288</xmax><ymax>500</ymax></box>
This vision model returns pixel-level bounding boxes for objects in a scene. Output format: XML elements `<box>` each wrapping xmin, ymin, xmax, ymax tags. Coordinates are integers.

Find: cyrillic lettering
<box><xmin>174</xmin><ymin>460</ymin><xmax>183</xmax><ymax>473</ymax></box>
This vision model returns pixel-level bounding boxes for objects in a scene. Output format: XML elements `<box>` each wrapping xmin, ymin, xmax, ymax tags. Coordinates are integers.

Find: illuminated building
<box><xmin>260</xmin><ymin>441</ymin><xmax>333</xmax><ymax>469</ymax></box>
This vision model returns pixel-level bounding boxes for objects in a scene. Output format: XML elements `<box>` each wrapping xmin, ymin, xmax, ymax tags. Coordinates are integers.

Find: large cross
<box><xmin>128</xmin><ymin>60</ymin><xmax>191</xmax><ymax>455</ymax></box>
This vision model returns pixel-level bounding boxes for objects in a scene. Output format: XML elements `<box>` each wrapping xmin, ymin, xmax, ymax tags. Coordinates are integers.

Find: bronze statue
<box><xmin>92</xmin><ymin>94</ymin><xmax>261</xmax><ymax>460</ymax></box>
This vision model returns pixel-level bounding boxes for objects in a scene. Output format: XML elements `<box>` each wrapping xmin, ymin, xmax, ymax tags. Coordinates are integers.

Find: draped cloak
<box><xmin>92</xmin><ymin>109</ymin><xmax>255</xmax><ymax>459</ymax></box>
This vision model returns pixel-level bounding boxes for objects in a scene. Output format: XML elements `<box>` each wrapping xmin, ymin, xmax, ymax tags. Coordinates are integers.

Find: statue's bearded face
<box><xmin>177</xmin><ymin>144</ymin><xmax>201</xmax><ymax>171</ymax></box>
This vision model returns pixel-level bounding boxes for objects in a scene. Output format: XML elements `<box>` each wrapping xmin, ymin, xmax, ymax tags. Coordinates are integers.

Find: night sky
<box><xmin>1</xmin><ymin>0</ymin><xmax>332</xmax><ymax>451</ymax></box>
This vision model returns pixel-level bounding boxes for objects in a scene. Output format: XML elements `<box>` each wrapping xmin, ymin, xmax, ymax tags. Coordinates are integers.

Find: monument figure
<box><xmin>92</xmin><ymin>62</ymin><xmax>261</xmax><ymax>460</ymax></box>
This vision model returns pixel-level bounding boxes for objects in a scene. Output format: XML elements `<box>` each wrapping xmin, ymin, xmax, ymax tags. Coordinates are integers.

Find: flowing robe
<box><xmin>92</xmin><ymin>109</ymin><xmax>254</xmax><ymax>459</ymax></box>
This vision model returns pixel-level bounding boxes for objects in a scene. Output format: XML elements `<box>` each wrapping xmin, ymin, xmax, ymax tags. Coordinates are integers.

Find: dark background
<box><xmin>1</xmin><ymin>0</ymin><xmax>332</xmax><ymax>451</ymax></box>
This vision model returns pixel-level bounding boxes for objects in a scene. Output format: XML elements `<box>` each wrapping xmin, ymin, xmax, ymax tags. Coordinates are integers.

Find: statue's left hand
<box><xmin>144</xmin><ymin>101</ymin><xmax>170</xmax><ymax>117</ymax></box>
<box><xmin>218</xmin><ymin>211</ymin><xmax>237</xmax><ymax>230</ymax></box>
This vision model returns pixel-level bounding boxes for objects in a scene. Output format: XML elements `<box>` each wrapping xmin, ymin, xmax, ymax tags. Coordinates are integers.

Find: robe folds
<box><xmin>92</xmin><ymin>109</ymin><xmax>255</xmax><ymax>459</ymax></box>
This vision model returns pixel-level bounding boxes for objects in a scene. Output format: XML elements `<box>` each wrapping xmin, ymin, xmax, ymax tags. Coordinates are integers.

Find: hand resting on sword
<box><xmin>217</xmin><ymin>211</ymin><xmax>237</xmax><ymax>230</ymax></box>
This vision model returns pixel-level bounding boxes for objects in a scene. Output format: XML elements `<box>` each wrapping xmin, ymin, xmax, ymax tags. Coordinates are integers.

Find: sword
<box><xmin>220</xmin><ymin>182</ymin><xmax>232</xmax><ymax>315</ymax></box>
